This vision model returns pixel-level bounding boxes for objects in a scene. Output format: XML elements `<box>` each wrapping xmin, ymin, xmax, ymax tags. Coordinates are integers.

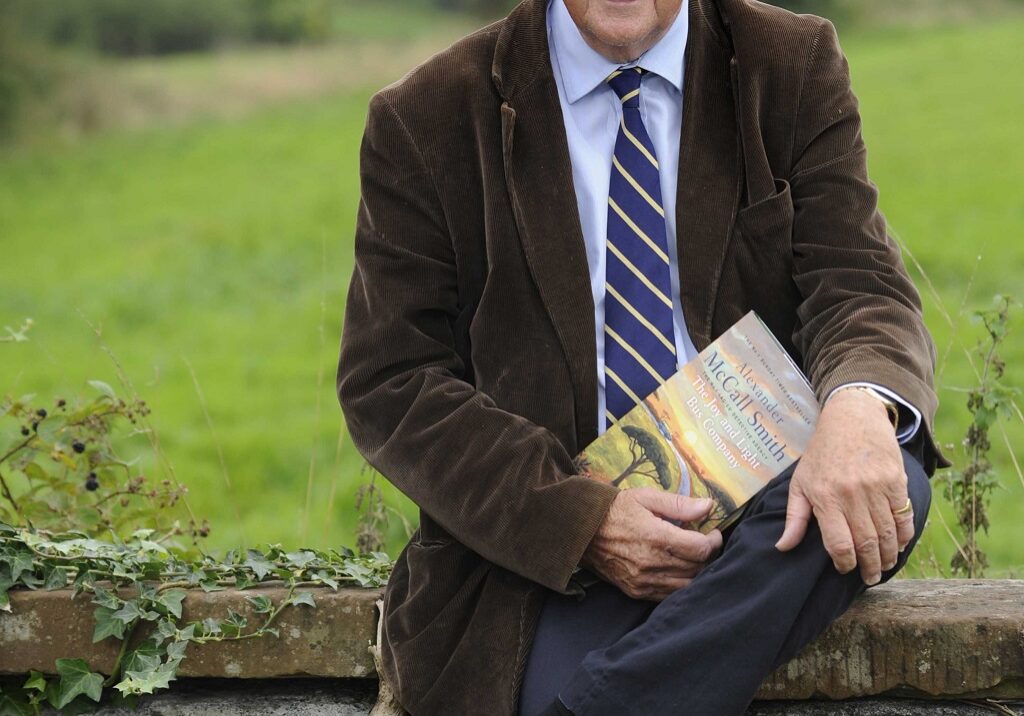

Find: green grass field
<box><xmin>1</xmin><ymin>14</ymin><xmax>1022</xmax><ymax>574</ymax></box>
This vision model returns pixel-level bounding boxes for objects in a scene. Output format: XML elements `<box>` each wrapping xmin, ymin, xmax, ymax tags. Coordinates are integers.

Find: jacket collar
<box><xmin>547</xmin><ymin>0</ymin><xmax>688</xmax><ymax>104</ymax></box>
<box><xmin>494</xmin><ymin>0</ymin><xmax>739</xmax><ymax>449</ymax></box>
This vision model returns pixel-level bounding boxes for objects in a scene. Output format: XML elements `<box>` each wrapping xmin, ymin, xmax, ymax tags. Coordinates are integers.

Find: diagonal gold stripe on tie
<box><xmin>608</xmin><ymin>197</ymin><xmax>670</xmax><ymax>264</ymax></box>
<box><xmin>620</xmin><ymin>117</ymin><xmax>659</xmax><ymax>169</ymax></box>
<box><xmin>619</xmin><ymin>88</ymin><xmax>640</xmax><ymax>104</ymax></box>
<box><xmin>606</xmin><ymin>242</ymin><xmax>673</xmax><ymax>309</ymax></box>
<box><xmin>606</xmin><ymin>366</ymin><xmax>644</xmax><ymax>406</ymax></box>
<box><xmin>607</xmin><ymin>69</ymin><xmax>623</xmax><ymax>80</ymax></box>
<box><xmin>605</xmin><ymin>282</ymin><xmax>676</xmax><ymax>353</ymax></box>
<box><xmin>605</xmin><ymin>408</ymin><xmax>617</xmax><ymax>426</ymax></box>
<box><xmin>605</xmin><ymin>325</ymin><xmax>668</xmax><ymax>384</ymax></box>
<box><xmin>612</xmin><ymin>156</ymin><xmax>666</xmax><ymax>217</ymax></box>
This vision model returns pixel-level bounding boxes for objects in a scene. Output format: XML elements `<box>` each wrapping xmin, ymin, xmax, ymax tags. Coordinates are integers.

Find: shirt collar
<box><xmin>548</xmin><ymin>0</ymin><xmax>688</xmax><ymax>105</ymax></box>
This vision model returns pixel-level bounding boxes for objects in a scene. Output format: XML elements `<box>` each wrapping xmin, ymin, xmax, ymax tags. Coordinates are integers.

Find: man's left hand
<box><xmin>774</xmin><ymin>388</ymin><xmax>915</xmax><ymax>585</ymax></box>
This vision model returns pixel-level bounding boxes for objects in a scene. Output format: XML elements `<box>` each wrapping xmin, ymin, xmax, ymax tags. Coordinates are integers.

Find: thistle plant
<box><xmin>943</xmin><ymin>295</ymin><xmax>1019</xmax><ymax>577</ymax></box>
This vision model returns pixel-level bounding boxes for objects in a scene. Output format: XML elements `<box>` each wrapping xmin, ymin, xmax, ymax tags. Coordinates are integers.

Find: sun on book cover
<box><xmin>575</xmin><ymin>311</ymin><xmax>819</xmax><ymax>533</ymax></box>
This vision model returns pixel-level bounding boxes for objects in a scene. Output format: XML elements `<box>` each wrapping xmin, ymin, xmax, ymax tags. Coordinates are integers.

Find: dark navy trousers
<box><xmin>518</xmin><ymin>448</ymin><xmax>932</xmax><ymax>716</ymax></box>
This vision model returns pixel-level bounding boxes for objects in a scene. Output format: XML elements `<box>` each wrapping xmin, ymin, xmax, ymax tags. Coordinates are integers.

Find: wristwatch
<box><xmin>841</xmin><ymin>386</ymin><xmax>900</xmax><ymax>430</ymax></box>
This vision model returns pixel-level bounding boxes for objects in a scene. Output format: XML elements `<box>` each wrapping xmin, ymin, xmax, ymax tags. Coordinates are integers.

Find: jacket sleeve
<box><xmin>336</xmin><ymin>91</ymin><xmax>619</xmax><ymax>591</ymax></box>
<box><xmin>787</xmin><ymin>20</ymin><xmax>948</xmax><ymax>473</ymax></box>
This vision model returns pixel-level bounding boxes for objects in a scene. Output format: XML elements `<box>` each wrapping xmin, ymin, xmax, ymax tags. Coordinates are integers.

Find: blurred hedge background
<box><xmin>1</xmin><ymin>0</ymin><xmax>1022</xmax><ymax>575</ymax></box>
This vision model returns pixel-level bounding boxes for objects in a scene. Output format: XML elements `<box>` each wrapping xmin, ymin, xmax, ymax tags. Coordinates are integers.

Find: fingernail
<box><xmin>866</xmin><ymin>573</ymin><xmax>880</xmax><ymax>585</ymax></box>
<box><xmin>883</xmin><ymin>560</ymin><xmax>896</xmax><ymax>571</ymax></box>
<box><xmin>700</xmin><ymin>498</ymin><xmax>713</xmax><ymax>509</ymax></box>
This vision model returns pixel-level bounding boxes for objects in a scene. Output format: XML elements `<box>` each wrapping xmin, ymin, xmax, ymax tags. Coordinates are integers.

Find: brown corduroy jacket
<box><xmin>337</xmin><ymin>0</ymin><xmax>946</xmax><ymax>713</ymax></box>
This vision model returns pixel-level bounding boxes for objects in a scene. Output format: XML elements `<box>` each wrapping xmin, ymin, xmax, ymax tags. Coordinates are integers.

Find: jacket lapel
<box><xmin>495</xmin><ymin>0</ymin><xmax>599</xmax><ymax>449</ymax></box>
<box><xmin>676</xmin><ymin>0</ymin><xmax>742</xmax><ymax>350</ymax></box>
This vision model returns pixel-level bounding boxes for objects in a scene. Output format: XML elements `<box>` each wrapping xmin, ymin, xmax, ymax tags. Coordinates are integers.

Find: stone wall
<box><xmin>1</xmin><ymin>579</ymin><xmax>1022</xmax><ymax>713</ymax></box>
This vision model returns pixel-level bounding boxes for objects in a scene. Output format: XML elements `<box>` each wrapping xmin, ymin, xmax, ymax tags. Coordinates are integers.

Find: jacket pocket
<box><xmin>722</xmin><ymin>177</ymin><xmax>801</xmax><ymax>351</ymax></box>
<box><xmin>736</xmin><ymin>178</ymin><xmax>793</xmax><ymax>244</ymax></box>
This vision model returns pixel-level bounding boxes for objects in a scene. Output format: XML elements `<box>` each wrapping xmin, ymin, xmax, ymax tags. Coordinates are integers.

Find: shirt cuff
<box><xmin>825</xmin><ymin>382</ymin><xmax>922</xmax><ymax>445</ymax></box>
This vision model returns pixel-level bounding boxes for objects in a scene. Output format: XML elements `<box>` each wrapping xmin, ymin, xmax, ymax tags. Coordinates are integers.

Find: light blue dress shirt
<box><xmin>545</xmin><ymin>0</ymin><xmax>921</xmax><ymax>442</ymax></box>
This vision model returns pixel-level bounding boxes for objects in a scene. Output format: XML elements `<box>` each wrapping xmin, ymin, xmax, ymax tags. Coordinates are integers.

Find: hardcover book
<box><xmin>575</xmin><ymin>311</ymin><xmax>819</xmax><ymax>533</ymax></box>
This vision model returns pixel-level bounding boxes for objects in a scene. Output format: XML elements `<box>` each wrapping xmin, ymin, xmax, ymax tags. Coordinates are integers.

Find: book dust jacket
<box><xmin>575</xmin><ymin>311</ymin><xmax>819</xmax><ymax>532</ymax></box>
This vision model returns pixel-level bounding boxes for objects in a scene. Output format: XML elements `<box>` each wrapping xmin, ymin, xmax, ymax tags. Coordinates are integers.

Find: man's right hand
<box><xmin>581</xmin><ymin>488</ymin><xmax>724</xmax><ymax>602</ymax></box>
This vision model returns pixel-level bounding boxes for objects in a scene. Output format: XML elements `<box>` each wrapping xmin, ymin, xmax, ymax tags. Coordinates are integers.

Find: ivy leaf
<box><xmin>221</xmin><ymin>608</ymin><xmax>247</xmax><ymax>636</ymax></box>
<box><xmin>43</xmin><ymin>565</ymin><xmax>69</xmax><ymax>590</ymax></box>
<box><xmin>0</xmin><ymin>576</ymin><xmax>13</xmax><ymax>613</ymax></box>
<box><xmin>52</xmin><ymin>658</ymin><xmax>103</xmax><ymax>708</ymax></box>
<box><xmin>23</xmin><ymin>670</ymin><xmax>47</xmax><ymax>693</ymax></box>
<box><xmin>92</xmin><ymin>606</ymin><xmax>127</xmax><ymax>643</ymax></box>
<box><xmin>138</xmin><ymin>541</ymin><xmax>169</xmax><ymax>557</ymax></box>
<box><xmin>87</xmin><ymin>380</ymin><xmax>117</xmax><ymax>400</ymax></box>
<box><xmin>245</xmin><ymin>594</ymin><xmax>273</xmax><ymax>614</ymax></box>
<box><xmin>91</xmin><ymin>585</ymin><xmax>121</xmax><ymax>609</ymax></box>
<box><xmin>199</xmin><ymin>579</ymin><xmax>224</xmax><ymax>592</ymax></box>
<box><xmin>8</xmin><ymin>551</ymin><xmax>33</xmax><ymax>583</ymax></box>
<box><xmin>111</xmin><ymin>600</ymin><xmax>145</xmax><ymax>624</ymax></box>
<box><xmin>291</xmin><ymin>591</ymin><xmax>316</xmax><ymax>609</ymax></box>
<box><xmin>111</xmin><ymin>599</ymin><xmax>160</xmax><ymax>624</ymax></box>
<box><xmin>243</xmin><ymin>552</ymin><xmax>273</xmax><ymax>580</ymax></box>
<box><xmin>285</xmin><ymin>550</ymin><xmax>316</xmax><ymax>568</ymax></box>
<box><xmin>166</xmin><ymin>638</ymin><xmax>189</xmax><ymax>662</ymax></box>
<box><xmin>157</xmin><ymin>589</ymin><xmax>187</xmax><ymax>618</ymax></box>
<box><xmin>0</xmin><ymin>693</ymin><xmax>34</xmax><ymax>716</ymax></box>
<box><xmin>201</xmin><ymin>617</ymin><xmax>222</xmax><ymax>635</ymax></box>
<box><xmin>122</xmin><ymin>645</ymin><xmax>161</xmax><ymax>675</ymax></box>
<box><xmin>115</xmin><ymin>663</ymin><xmax>177</xmax><ymax>696</ymax></box>
<box><xmin>233</xmin><ymin>571</ymin><xmax>254</xmax><ymax>590</ymax></box>
<box><xmin>314</xmin><ymin>571</ymin><xmax>338</xmax><ymax>590</ymax></box>
<box><xmin>153</xmin><ymin>618</ymin><xmax>178</xmax><ymax>645</ymax></box>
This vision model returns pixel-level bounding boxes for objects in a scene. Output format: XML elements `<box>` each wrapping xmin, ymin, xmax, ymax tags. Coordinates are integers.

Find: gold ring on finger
<box><xmin>893</xmin><ymin>498</ymin><xmax>913</xmax><ymax>516</ymax></box>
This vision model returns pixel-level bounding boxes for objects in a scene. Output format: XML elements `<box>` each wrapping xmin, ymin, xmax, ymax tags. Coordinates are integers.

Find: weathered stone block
<box><xmin>0</xmin><ymin>586</ymin><xmax>383</xmax><ymax>679</ymax></box>
<box><xmin>757</xmin><ymin>579</ymin><xmax>1024</xmax><ymax>700</ymax></box>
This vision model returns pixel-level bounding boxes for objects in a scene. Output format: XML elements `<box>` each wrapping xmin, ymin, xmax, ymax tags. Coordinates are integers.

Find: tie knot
<box><xmin>607</xmin><ymin>67</ymin><xmax>644</xmax><ymax>108</ymax></box>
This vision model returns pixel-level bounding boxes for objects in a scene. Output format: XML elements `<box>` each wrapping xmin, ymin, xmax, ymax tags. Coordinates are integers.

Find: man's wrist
<box><xmin>828</xmin><ymin>385</ymin><xmax>899</xmax><ymax>429</ymax></box>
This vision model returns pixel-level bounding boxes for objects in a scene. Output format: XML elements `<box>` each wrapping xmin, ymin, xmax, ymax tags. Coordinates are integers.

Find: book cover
<box><xmin>575</xmin><ymin>311</ymin><xmax>819</xmax><ymax>533</ymax></box>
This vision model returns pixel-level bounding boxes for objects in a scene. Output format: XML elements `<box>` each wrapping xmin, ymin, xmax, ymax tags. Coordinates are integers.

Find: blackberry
<box><xmin>85</xmin><ymin>477</ymin><xmax>99</xmax><ymax>491</ymax></box>
<box><xmin>36</xmin><ymin>408</ymin><xmax>47</xmax><ymax>419</ymax></box>
<box><xmin>20</xmin><ymin>426</ymin><xmax>30</xmax><ymax>436</ymax></box>
<box><xmin>72</xmin><ymin>441</ymin><xmax>86</xmax><ymax>454</ymax></box>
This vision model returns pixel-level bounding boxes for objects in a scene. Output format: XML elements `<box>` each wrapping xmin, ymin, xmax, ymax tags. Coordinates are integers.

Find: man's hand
<box><xmin>582</xmin><ymin>489</ymin><xmax>723</xmax><ymax>602</ymax></box>
<box><xmin>775</xmin><ymin>388</ymin><xmax>915</xmax><ymax>585</ymax></box>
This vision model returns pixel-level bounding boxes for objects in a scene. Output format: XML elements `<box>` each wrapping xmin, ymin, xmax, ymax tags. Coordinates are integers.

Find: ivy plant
<box><xmin>0</xmin><ymin>522</ymin><xmax>390</xmax><ymax>713</ymax></box>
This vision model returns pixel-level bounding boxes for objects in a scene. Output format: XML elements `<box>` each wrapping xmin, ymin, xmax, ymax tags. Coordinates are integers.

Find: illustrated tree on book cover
<box><xmin>610</xmin><ymin>426</ymin><xmax>672</xmax><ymax>489</ymax></box>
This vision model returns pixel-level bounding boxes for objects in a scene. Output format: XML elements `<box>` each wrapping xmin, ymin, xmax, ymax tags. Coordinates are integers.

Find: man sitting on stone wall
<box><xmin>337</xmin><ymin>0</ymin><xmax>946</xmax><ymax>713</ymax></box>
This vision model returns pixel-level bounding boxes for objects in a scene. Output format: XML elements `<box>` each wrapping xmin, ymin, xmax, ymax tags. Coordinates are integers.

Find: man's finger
<box><xmin>816</xmin><ymin>503</ymin><xmax>857</xmax><ymax>574</ymax></box>
<box><xmin>847</xmin><ymin>502</ymin><xmax>882</xmax><ymax>585</ymax></box>
<box><xmin>889</xmin><ymin>493</ymin><xmax>916</xmax><ymax>552</ymax></box>
<box><xmin>775</xmin><ymin>482</ymin><xmax>812</xmax><ymax>552</ymax></box>
<box><xmin>649</xmin><ymin>519</ymin><xmax>721</xmax><ymax>564</ymax></box>
<box><xmin>638</xmin><ymin>575</ymin><xmax>694</xmax><ymax>602</ymax></box>
<box><xmin>870</xmin><ymin>492</ymin><xmax>899</xmax><ymax>572</ymax></box>
<box><xmin>631</xmin><ymin>488</ymin><xmax>714</xmax><ymax>523</ymax></box>
<box><xmin>893</xmin><ymin>508</ymin><xmax>915</xmax><ymax>553</ymax></box>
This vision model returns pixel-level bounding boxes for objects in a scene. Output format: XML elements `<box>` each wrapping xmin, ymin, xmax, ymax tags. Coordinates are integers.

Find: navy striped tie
<box><xmin>604</xmin><ymin>67</ymin><xmax>677</xmax><ymax>429</ymax></box>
